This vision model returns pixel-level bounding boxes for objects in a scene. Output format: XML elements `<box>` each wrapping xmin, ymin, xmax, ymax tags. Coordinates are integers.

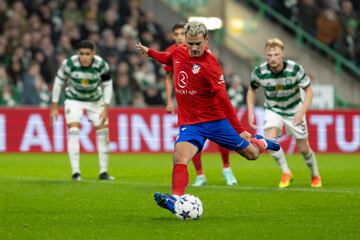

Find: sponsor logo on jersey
<box><xmin>192</xmin><ymin>64</ymin><xmax>201</xmax><ymax>74</ymax></box>
<box><xmin>177</xmin><ymin>71</ymin><xmax>188</xmax><ymax>88</ymax></box>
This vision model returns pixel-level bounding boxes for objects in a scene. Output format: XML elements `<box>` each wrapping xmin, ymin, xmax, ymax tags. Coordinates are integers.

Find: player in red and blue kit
<box><xmin>164</xmin><ymin>22</ymin><xmax>238</xmax><ymax>187</ymax></box>
<box><xmin>136</xmin><ymin>21</ymin><xmax>280</xmax><ymax>215</ymax></box>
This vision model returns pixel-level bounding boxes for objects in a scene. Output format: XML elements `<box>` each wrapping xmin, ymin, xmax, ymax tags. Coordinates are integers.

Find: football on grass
<box><xmin>174</xmin><ymin>194</ymin><xmax>203</xmax><ymax>220</ymax></box>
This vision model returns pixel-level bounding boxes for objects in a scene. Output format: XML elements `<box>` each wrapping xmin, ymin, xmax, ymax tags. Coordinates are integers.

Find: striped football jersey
<box><xmin>251</xmin><ymin>60</ymin><xmax>310</xmax><ymax>116</ymax></box>
<box><xmin>55</xmin><ymin>55</ymin><xmax>111</xmax><ymax>102</ymax></box>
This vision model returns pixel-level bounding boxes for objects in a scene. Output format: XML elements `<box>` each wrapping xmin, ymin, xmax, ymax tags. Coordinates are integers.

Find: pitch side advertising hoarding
<box><xmin>0</xmin><ymin>108</ymin><xmax>359</xmax><ymax>153</ymax></box>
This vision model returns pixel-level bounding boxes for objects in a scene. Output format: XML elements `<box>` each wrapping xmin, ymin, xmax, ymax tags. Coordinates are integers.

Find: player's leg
<box><xmin>296</xmin><ymin>138</ymin><xmax>321</xmax><ymax>187</ymax></box>
<box><xmin>284</xmin><ymin>113</ymin><xmax>321</xmax><ymax>187</ymax></box>
<box><xmin>264</xmin><ymin>110</ymin><xmax>292</xmax><ymax>188</ymax></box>
<box><xmin>217</xmin><ymin>145</ymin><xmax>237</xmax><ymax>185</ymax></box>
<box><xmin>265</xmin><ymin>127</ymin><xmax>292</xmax><ymax>188</ymax></box>
<box><xmin>204</xmin><ymin>119</ymin><xmax>279</xmax><ymax>161</ymax></box>
<box><xmin>64</xmin><ymin>99</ymin><xmax>83</xmax><ymax>181</ymax></box>
<box><xmin>154</xmin><ymin>125</ymin><xmax>206</xmax><ymax>213</ymax></box>
<box><xmin>87</xmin><ymin>101</ymin><xmax>113</xmax><ymax>180</ymax></box>
<box><xmin>154</xmin><ymin>141</ymin><xmax>199</xmax><ymax>213</ymax></box>
<box><xmin>191</xmin><ymin>152</ymin><xmax>207</xmax><ymax>187</ymax></box>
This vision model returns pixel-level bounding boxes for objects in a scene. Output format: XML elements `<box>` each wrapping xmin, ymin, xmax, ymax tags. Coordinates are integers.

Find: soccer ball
<box><xmin>174</xmin><ymin>194</ymin><xmax>203</xmax><ymax>220</ymax></box>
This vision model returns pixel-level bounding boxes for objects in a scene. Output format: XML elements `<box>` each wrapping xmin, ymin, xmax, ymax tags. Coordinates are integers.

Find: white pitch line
<box><xmin>1</xmin><ymin>176</ymin><xmax>360</xmax><ymax>194</ymax></box>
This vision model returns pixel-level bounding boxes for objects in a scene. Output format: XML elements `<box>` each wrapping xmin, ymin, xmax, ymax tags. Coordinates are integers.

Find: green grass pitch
<box><xmin>0</xmin><ymin>152</ymin><xmax>359</xmax><ymax>239</ymax></box>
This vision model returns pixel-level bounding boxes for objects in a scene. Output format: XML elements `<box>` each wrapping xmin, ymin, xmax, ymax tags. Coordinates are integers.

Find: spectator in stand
<box><xmin>298</xmin><ymin>0</ymin><xmax>321</xmax><ymax>37</ymax></box>
<box><xmin>143</xmin><ymin>83</ymin><xmax>164</xmax><ymax>106</ymax></box>
<box><xmin>21</xmin><ymin>62</ymin><xmax>46</xmax><ymax>106</ymax></box>
<box><xmin>62</xmin><ymin>0</ymin><xmax>84</xmax><ymax>26</ymax></box>
<box><xmin>99</xmin><ymin>29</ymin><xmax>120</xmax><ymax>61</ymax></box>
<box><xmin>0</xmin><ymin>37</ymin><xmax>10</xmax><ymax>67</ymax></box>
<box><xmin>99</xmin><ymin>7</ymin><xmax>123</xmax><ymax>37</ymax></box>
<box><xmin>337</xmin><ymin>19</ymin><xmax>359</xmax><ymax>62</ymax></box>
<box><xmin>339</xmin><ymin>0</ymin><xmax>359</xmax><ymax>32</ymax></box>
<box><xmin>316</xmin><ymin>7</ymin><xmax>342</xmax><ymax>49</ymax></box>
<box><xmin>0</xmin><ymin>64</ymin><xmax>21</xmax><ymax>107</ymax></box>
<box><xmin>132</xmin><ymin>91</ymin><xmax>147</xmax><ymax>108</ymax></box>
<box><xmin>114</xmin><ymin>62</ymin><xmax>139</xmax><ymax>106</ymax></box>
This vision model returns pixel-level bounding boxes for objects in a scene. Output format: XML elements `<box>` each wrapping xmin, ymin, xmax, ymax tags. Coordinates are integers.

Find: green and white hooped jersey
<box><xmin>251</xmin><ymin>60</ymin><xmax>310</xmax><ymax>116</ymax></box>
<box><xmin>55</xmin><ymin>55</ymin><xmax>111</xmax><ymax>102</ymax></box>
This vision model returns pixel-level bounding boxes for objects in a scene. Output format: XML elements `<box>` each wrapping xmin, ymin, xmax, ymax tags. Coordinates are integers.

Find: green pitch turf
<box><xmin>0</xmin><ymin>153</ymin><xmax>359</xmax><ymax>240</ymax></box>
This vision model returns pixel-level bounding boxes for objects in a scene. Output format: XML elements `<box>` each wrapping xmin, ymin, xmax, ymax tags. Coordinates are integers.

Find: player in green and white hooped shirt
<box><xmin>50</xmin><ymin>40</ymin><xmax>114</xmax><ymax>181</ymax></box>
<box><xmin>247</xmin><ymin>38</ymin><xmax>321</xmax><ymax>188</ymax></box>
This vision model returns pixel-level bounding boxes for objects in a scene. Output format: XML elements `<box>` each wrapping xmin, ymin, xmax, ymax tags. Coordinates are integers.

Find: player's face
<box><xmin>186</xmin><ymin>33</ymin><xmax>208</xmax><ymax>57</ymax></box>
<box><xmin>172</xmin><ymin>28</ymin><xmax>185</xmax><ymax>44</ymax></box>
<box><xmin>78</xmin><ymin>48</ymin><xmax>95</xmax><ymax>67</ymax></box>
<box><xmin>265</xmin><ymin>46</ymin><xmax>284</xmax><ymax>71</ymax></box>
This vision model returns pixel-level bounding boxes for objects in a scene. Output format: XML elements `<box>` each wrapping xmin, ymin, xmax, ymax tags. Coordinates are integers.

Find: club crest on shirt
<box><xmin>192</xmin><ymin>64</ymin><xmax>201</xmax><ymax>74</ymax></box>
<box><xmin>217</xmin><ymin>75</ymin><xmax>225</xmax><ymax>84</ymax></box>
<box><xmin>81</xmin><ymin>79</ymin><xmax>89</xmax><ymax>86</ymax></box>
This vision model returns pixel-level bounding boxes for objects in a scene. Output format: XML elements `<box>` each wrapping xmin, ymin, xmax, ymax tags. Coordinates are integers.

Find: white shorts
<box><xmin>264</xmin><ymin>109</ymin><xmax>308</xmax><ymax>139</ymax></box>
<box><xmin>64</xmin><ymin>99</ymin><xmax>108</xmax><ymax>126</ymax></box>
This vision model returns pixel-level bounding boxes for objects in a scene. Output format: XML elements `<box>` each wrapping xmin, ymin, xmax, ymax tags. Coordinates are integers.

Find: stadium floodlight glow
<box><xmin>188</xmin><ymin>17</ymin><xmax>223</xmax><ymax>30</ymax></box>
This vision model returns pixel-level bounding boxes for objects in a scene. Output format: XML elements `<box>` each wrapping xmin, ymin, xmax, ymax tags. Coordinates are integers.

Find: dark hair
<box><xmin>77</xmin><ymin>40</ymin><xmax>95</xmax><ymax>50</ymax></box>
<box><xmin>172</xmin><ymin>22</ymin><xmax>186</xmax><ymax>32</ymax></box>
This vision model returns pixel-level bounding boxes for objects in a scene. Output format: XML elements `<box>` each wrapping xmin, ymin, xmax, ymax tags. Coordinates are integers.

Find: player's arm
<box><xmin>247</xmin><ymin>71</ymin><xmax>260</xmax><ymax>129</ymax></box>
<box><xmin>214</xmin><ymin>89</ymin><xmax>246</xmax><ymax>134</ymax></box>
<box><xmin>205</xmin><ymin>59</ymin><xmax>247</xmax><ymax>135</ymax></box>
<box><xmin>50</xmin><ymin>61</ymin><xmax>67</xmax><ymax>125</ymax></box>
<box><xmin>136</xmin><ymin>42</ymin><xmax>172</xmax><ymax>65</ymax></box>
<box><xmin>164</xmin><ymin>71</ymin><xmax>174</xmax><ymax>113</ymax></box>
<box><xmin>294</xmin><ymin>65</ymin><xmax>313</xmax><ymax>125</ymax></box>
<box><xmin>246</xmin><ymin>87</ymin><xmax>257</xmax><ymax>129</ymax></box>
<box><xmin>100</xmin><ymin>67</ymin><xmax>113</xmax><ymax>126</ymax></box>
<box><xmin>294</xmin><ymin>84</ymin><xmax>313</xmax><ymax>125</ymax></box>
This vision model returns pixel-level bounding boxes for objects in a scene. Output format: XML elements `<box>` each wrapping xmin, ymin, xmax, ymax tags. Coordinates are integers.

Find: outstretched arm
<box><xmin>136</xmin><ymin>42</ymin><xmax>172</xmax><ymax>65</ymax></box>
<box><xmin>164</xmin><ymin>72</ymin><xmax>174</xmax><ymax>113</ymax></box>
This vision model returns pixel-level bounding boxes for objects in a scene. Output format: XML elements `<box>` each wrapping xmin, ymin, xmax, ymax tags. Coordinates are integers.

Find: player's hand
<box><xmin>135</xmin><ymin>42</ymin><xmax>149</xmax><ymax>56</ymax></box>
<box><xmin>99</xmin><ymin>105</ymin><xmax>109</xmax><ymax>126</ymax></box>
<box><xmin>293</xmin><ymin>110</ymin><xmax>305</xmax><ymax>125</ymax></box>
<box><xmin>166</xmin><ymin>100</ymin><xmax>174</xmax><ymax>113</ymax></box>
<box><xmin>50</xmin><ymin>102</ymin><xmax>58</xmax><ymax>127</ymax></box>
<box><xmin>247</xmin><ymin>112</ymin><xmax>257</xmax><ymax>129</ymax></box>
<box><xmin>239</xmin><ymin>131</ymin><xmax>251</xmax><ymax>141</ymax></box>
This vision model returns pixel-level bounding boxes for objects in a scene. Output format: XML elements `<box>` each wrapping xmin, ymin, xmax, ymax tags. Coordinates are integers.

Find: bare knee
<box><xmin>246</xmin><ymin>151</ymin><xmax>260</xmax><ymax>160</ymax></box>
<box><xmin>237</xmin><ymin>147</ymin><xmax>260</xmax><ymax>160</ymax></box>
<box><xmin>173</xmin><ymin>149</ymin><xmax>195</xmax><ymax>165</ymax></box>
<box><xmin>297</xmin><ymin>143</ymin><xmax>310</xmax><ymax>156</ymax></box>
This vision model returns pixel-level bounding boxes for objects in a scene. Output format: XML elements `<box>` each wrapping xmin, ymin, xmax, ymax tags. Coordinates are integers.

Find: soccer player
<box><xmin>50</xmin><ymin>40</ymin><xmax>114</xmax><ymax>181</ymax></box>
<box><xmin>136</xmin><ymin>21</ymin><xmax>280</xmax><ymax>214</ymax></box>
<box><xmin>247</xmin><ymin>38</ymin><xmax>321</xmax><ymax>188</ymax></box>
<box><xmin>164</xmin><ymin>22</ymin><xmax>237</xmax><ymax>187</ymax></box>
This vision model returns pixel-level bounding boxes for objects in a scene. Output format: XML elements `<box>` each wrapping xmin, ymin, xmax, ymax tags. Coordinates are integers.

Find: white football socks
<box><xmin>303</xmin><ymin>150</ymin><xmax>320</xmax><ymax>177</ymax></box>
<box><xmin>97</xmin><ymin>128</ymin><xmax>109</xmax><ymax>174</ymax></box>
<box><xmin>68</xmin><ymin>127</ymin><xmax>80</xmax><ymax>174</ymax></box>
<box><xmin>269</xmin><ymin>147</ymin><xmax>291</xmax><ymax>174</ymax></box>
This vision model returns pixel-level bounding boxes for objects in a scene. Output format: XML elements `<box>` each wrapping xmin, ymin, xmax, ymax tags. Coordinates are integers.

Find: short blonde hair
<box><xmin>184</xmin><ymin>21</ymin><xmax>208</xmax><ymax>37</ymax></box>
<box><xmin>265</xmin><ymin>38</ymin><xmax>284</xmax><ymax>50</ymax></box>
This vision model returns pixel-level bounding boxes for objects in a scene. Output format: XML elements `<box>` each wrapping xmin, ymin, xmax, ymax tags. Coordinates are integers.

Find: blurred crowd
<box><xmin>261</xmin><ymin>0</ymin><xmax>360</xmax><ymax>64</ymax></box>
<box><xmin>0</xmin><ymin>0</ymin><xmax>247</xmax><ymax>108</ymax></box>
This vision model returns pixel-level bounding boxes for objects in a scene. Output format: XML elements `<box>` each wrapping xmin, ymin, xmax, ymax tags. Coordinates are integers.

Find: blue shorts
<box><xmin>175</xmin><ymin>119</ymin><xmax>249</xmax><ymax>152</ymax></box>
